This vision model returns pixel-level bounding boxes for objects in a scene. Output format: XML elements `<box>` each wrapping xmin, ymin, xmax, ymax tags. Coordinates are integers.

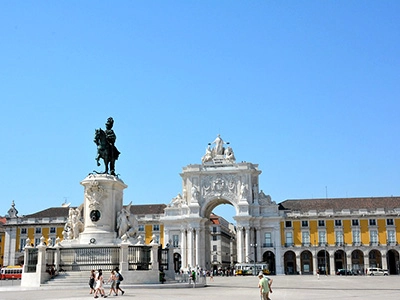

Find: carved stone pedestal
<box><xmin>79</xmin><ymin>174</ymin><xmax>127</xmax><ymax>245</ymax></box>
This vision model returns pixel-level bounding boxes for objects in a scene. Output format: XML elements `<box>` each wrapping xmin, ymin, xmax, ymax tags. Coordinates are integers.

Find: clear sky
<box><xmin>1</xmin><ymin>1</ymin><xmax>399</xmax><ymax>224</ymax></box>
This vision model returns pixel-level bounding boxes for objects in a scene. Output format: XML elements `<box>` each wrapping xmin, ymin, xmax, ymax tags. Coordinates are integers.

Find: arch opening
<box><xmin>204</xmin><ymin>199</ymin><xmax>237</xmax><ymax>275</ymax></box>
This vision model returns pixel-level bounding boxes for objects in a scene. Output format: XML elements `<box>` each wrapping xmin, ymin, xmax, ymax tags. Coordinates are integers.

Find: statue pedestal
<box><xmin>79</xmin><ymin>174</ymin><xmax>127</xmax><ymax>245</ymax></box>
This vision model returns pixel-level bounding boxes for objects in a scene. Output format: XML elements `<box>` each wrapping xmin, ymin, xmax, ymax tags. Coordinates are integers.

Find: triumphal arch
<box><xmin>162</xmin><ymin>135</ymin><xmax>284</xmax><ymax>274</ymax></box>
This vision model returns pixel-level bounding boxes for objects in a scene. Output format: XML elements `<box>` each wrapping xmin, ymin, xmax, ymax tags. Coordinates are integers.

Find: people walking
<box><xmin>191</xmin><ymin>270</ymin><xmax>196</xmax><ymax>287</ymax></box>
<box><xmin>258</xmin><ymin>272</ymin><xmax>272</xmax><ymax>300</ymax></box>
<box><xmin>93</xmin><ymin>269</ymin><xmax>107</xmax><ymax>298</ymax></box>
<box><xmin>114</xmin><ymin>267</ymin><xmax>125</xmax><ymax>296</ymax></box>
<box><xmin>107</xmin><ymin>270</ymin><xmax>118</xmax><ymax>296</ymax></box>
<box><xmin>89</xmin><ymin>269</ymin><xmax>96</xmax><ymax>294</ymax></box>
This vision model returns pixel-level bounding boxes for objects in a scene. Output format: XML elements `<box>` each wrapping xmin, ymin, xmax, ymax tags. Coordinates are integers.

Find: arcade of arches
<box><xmin>160</xmin><ymin>135</ymin><xmax>400</xmax><ymax>275</ymax></box>
<box><xmin>284</xmin><ymin>248</ymin><xmax>400</xmax><ymax>275</ymax></box>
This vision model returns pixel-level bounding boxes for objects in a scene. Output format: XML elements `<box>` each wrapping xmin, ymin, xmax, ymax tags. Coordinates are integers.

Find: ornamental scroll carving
<box><xmin>84</xmin><ymin>180</ymin><xmax>107</xmax><ymax>210</ymax></box>
<box><xmin>201</xmin><ymin>174</ymin><xmax>240</xmax><ymax>202</ymax></box>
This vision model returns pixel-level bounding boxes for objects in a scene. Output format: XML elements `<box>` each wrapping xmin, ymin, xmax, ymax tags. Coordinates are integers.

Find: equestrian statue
<box><xmin>94</xmin><ymin>117</ymin><xmax>120</xmax><ymax>176</ymax></box>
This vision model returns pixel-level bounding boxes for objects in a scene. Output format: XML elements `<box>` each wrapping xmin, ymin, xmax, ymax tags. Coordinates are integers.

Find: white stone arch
<box><xmin>162</xmin><ymin>135</ymin><xmax>282</xmax><ymax>273</ymax></box>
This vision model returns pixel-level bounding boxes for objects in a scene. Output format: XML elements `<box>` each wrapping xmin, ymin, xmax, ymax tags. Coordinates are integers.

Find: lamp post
<box><xmin>250</xmin><ymin>243</ymin><xmax>257</xmax><ymax>275</ymax></box>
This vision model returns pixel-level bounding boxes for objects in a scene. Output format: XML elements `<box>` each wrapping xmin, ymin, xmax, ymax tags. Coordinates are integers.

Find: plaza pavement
<box><xmin>0</xmin><ymin>274</ymin><xmax>399</xmax><ymax>300</ymax></box>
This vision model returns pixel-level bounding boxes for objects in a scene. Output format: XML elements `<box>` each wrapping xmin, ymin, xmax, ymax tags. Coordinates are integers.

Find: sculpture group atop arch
<box><xmin>202</xmin><ymin>134</ymin><xmax>236</xmax><ymax>164</ymax></box>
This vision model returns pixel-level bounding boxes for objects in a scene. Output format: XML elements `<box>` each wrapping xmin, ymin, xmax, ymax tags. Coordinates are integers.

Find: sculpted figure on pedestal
<box><xmin>191</xmin><ymin>186</ymin><xmax>199</xmax><ymax>202</ymax></box>
<box><xmin>240</xmin><ymin>182</ymin><xmax>248</xmax><ymax>199</ymax></box>
<box><xmin>94</xmin><ymin>117</ymin><xmax>121</xmax><ymax>176</ymax></box>
<box><xmin>212</xmin><ymin>134</ymin><xmax>225</xmax><ymax>156</ymax></box>
<box><xmin>117</xmin><ymin>202</ymin><xmax>139</xmax><ymax>239</ymax></box>
<box><xmin>224</xmin><ymin>146</ymin><xmax>235</xmax><ymax>162</ymax></box>
<box><xmin>169</xmin><ymin>193</ymin><xmax>185</xmax><ymax>207</ymax></box>
<box><xmin>63</xmin><ymin>207</ymin><xmax>83</xmax><ymax>240</ymax></box>
<box><xmin>201</xmin><ymin>144</ymin><xmax>213</xmax><ymax>163</ymax></box>
<box><xmin>258</xmin><ymin>190</ymin><xmax>275</xmax><ymax>205</ymax></box>
<box><xmin>117</xmin><ymin>207</ymin><xmax>132</xmax><ymax>238</ymax></box>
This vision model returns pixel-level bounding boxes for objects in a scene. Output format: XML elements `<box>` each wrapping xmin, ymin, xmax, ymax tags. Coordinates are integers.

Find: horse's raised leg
<box><xmin>95</xmin><ymin>156</ymin><xmax>101</xmax><ymax>167</ymax></box>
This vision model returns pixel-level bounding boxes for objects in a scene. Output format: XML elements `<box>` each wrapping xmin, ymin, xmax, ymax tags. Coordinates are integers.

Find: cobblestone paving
<box><xmin>0</xmin><ymin>274</ymin><xmax>399</xmax><ymax>300</ymax></box>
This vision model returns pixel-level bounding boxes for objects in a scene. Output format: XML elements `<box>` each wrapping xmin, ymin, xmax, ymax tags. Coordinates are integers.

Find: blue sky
<box><xmin>1</xmin><ymin>1</ymin><xmax>399</xmax><ymax>223</ymax></box>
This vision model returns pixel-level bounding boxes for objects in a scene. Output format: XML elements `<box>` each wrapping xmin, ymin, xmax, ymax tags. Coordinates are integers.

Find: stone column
<box><xmin>150</xmin><ymin>239</ymin><xmax>159</xmax><ymax>271</ymax></box>
<box><xmin>119</xmin><ymin>242</ymin><xmax>129</xmax><ymax>273</ymax></box>
<box><xmin>3</xmin><ymin>226</ymin><xmax>17</xmax><ymax>266</ymax></box>
<box><xmin>187</xmin><ymin>228</ymin><xmax>194</xmax><ymax>269</ymax></box>
<box><xmin>22</xmin><ymin>240</ymin><xmax>33</xmax><ymax>274</ymax></box>
<box><xmin>180</xmin><ymin>228</ymin><xmax>187</xmax><ymax>270</ymax></box>
<box><xmin>381</xmin><ymin>250</ymin><xmax>387</xmax><ymax>269</ymax></box>
<box><xmin>165</xmin><ymin>244</ymin><xmax>175</xmax><ymax>278</ymax></box>
<box><xmin>195</xmin><ymin>228</ymin><xmax>200</xmax><ymax>267</ymax></box>
<box><xmin>245</xmin><ymin>227</ymin><xmax>250</xmax><ymax>262</ymax></box>
<box><xmin>256</xmin><ymin>227</ymin><xmax>261</xmax><ymax>262</ymax></box>
<box><xmin>313</xmin><ymin>251</ymin><xmax>319</xmax><ymax>275</ymax></box>
<box><xmin>236</xmin><ymin>226</ymin><xmax>243</xmax><ymax>263</ymax></box>
<box><xmin>296</xmin><ymin>253</ymin><xmax>301</xmax><ymax>274</ymax></box>
<box><xmin>274</xmin><ymin>225</ymin><xmax>284</xmax><ymax>275</ymax></box>
<box><xmin>203</xmin><ymin>224</ymin><xmax>211</xmax><ymax>269</ymax></box>
<box><xmin>54</xmin><ymin>242</ymin><xmax>61</xmax><ymax>272</ymax></box>
<box><xmin>364</xmin><ymin>253</ymin><xmax>370</xmax><ymax>269</ymax></box>
<box><xmin>36</xmin><ymin>237</ymin><xmax>48</xmax><ymax>284</ymax></box>
<box><xmin>329</xmin><ymin>251</ymin><xmax>335</xmax><ymax>275</ymax></box>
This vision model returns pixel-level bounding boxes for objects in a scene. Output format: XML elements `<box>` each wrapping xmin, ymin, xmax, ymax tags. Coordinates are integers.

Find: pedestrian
<box><xmin>107</xmin><ymin>270</ymin><xmax>118</xmax><ymax>296</ymax></box>
<box><xmin>93</xmin><ymin>269</ymin><xmax>107</xmax><ymax>298</ymax></box>
<box><xmin>191</xmin><ymin>269</ymin><xmax>196</xmax><ymax>287</ymax></box>
<box><xmin>114</xmin><ymin>267</ymin><xmax>125</xmax><ymax>296</ymax></box>
<box><xmin>89</xmin><ymin>269</ymin><xmax>96</xmax><ymax>294</ymax></box>
<box><xmin>262</xmin><ymin>273</ymin><xmax>273</xmax><ymax>300</ymax></box>
<box><xmin>258</xmin><ymin>272</ymin><xmax>271</xmax><ymax>300</ymax></box>
<box><xmin>266</xmin><ymin>275</ymin><xmax>273</xmax><ymax>300</ymax></box>
<box><xmin>316</xmin><ymin>269</ymin><xmax>320</xmax><ymax>280</ymax></box>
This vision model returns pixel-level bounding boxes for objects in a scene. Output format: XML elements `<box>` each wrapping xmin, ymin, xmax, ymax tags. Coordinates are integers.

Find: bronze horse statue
<box><xmin>94</xmin><ymin>128</ymin><xmax>120</xmax><ymax>175</ymax></box>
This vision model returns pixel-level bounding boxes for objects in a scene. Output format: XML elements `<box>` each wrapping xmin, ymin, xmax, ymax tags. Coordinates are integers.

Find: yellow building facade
<box><xmin>278</xmin><ymin>197</ymin><xmax>400</xmax><ymax>275</ymax></box>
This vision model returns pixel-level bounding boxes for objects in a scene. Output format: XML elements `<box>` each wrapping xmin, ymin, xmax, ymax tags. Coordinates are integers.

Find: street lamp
<box><xmin>250</xmin><ymin>243</ymin><xmax>257</xmax><ymax>275</ymax></box>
